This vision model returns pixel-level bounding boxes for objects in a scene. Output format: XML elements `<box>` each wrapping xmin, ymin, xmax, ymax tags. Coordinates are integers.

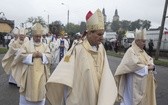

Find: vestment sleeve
<box><xmin>64</xmin><ymin>39</ymin><xmax>69</xmax><ymax>50</ymax></box>
<box><xmin>22</xmin><ymin>54</ymin><xmax>33</xmax><ymax>65</ymax></box>
<box><xmin>135</xmin><ymin>66</ymin><xmax>148</xmax><ymax>76</ymax></box>
<box><xmin>42</xmin><ymin>53</ymin><xmax>49</xmax><ymax>64</ymax></box>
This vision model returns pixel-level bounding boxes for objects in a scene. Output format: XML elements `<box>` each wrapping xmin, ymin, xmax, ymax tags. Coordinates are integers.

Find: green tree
<box><xmin>129</xmin><ymin>19</ymin><xmax>151</xmax><ymax>31</ymax></box>
<box><xmin>65</xmin><ymin>23</ymin><xmax>80</xmax><ymax>36</ymax></box>
<box><xmin>79</xmin><ymin>21</ymin><xmax>86</xmax><ymax>34</ymax></box>
<box><xmin>116</xmin><ymin>28</ymin><xmax>126</xmax><ymax>52</ymax></box>
<box><xmin>142</xmin><ymin>20</ymin><xmax>151</xmax><ymax>30</ymax></box>
<box><xmin>120</xmin><ymin>20</ymin><xmax>131</xmax><ymax>31</ymax></box>
<box><xmin>116</xmin><ymin>28</ymin><xmax>126</xmax><ymax>44</ymax></box>
<box><xmin>129</xmin><ymin>20</ymin><xmax>141</xmax><ymax>31</ymax></box>
<box><xmin>49</xmin><ymin>21</ymin><xmax>63</xmax><ymax>35</ymax></box>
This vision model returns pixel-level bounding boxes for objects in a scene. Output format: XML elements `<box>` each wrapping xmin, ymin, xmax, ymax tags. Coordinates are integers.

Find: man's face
<box><xmin>19</xmin><ymin>34</ymin><xmax>26</xmax><ymax>41</ymax></box>
<box><xmin>135</xmin><ymin>39</ymin><xmax>146</xmax><ymax>50</ymax></box>
<box><xmin>87</xmin><ymin>29</ymin><xmax>104</xmax><ymax>46</ymax></box>
<box><xmin>33</xmin><ymin>34</ymin><xmax>42</xmax><ymax>43</ymax></box>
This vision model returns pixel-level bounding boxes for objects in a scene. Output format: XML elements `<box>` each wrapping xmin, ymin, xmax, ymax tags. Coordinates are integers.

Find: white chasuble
<box><xmin>46</xmin><ymin>39</ymin><xmax>117</xmax><ymax>105</ymax></box>
<box><xmin>24</xmin><ymin>44</ymin><xmax>46</xmax><ymax>101</ymax></box>
<box><xmin>115</xmin><ymin>41</ymin><xmax>156</xmax><ymax>105</ymax></box>
<box><xmin>12</xmin><ymin>41</ymin><xmax>51</xmax><ymax>104</ymax></box>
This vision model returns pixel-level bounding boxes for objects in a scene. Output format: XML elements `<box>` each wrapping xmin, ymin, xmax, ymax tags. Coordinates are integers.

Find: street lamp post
<box><xmin>61</xmin><ymin>3</ymin><xmax>70</xmax><ymax>34</ymax></box>
<box><xmin>44</xmin><ymin>10</ymin><xmax>50</xmax><ymax>26</ymax></box>
<box><xmin>67</xmin><ymin>9</ymin><xmax>69</xmax><ymax>25</ymax></box>
<box><xmin>61</xmin><ymin>3</ymin><xmax>69</xmax><ymax>25</ymax></box>
<box><xmin>47</xmin><ymin>14</ymin><xmax>49</xmax><ymax>25</ymax></box>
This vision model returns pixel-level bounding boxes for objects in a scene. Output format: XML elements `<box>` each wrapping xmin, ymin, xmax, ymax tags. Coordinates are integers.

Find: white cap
<box><xmin>135</xmin><ymin>28</ymin><xmax>147</xmax><ymax>40</ymax></box>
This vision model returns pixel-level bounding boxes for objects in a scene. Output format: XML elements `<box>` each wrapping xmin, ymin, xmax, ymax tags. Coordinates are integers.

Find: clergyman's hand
<box><xmin>148</xmin><ymin>64</ymin><xmax>155</xmax><ymax>70</ymax></box>
<box><xmin>60</xmin><ymin>44</ymin><xmax>65</xmax><ymax>47</ymax></box>
<box><xmin>36</xmin><ymin>51</ymin><xmax>42</xmax><ymax>58</ymax></box>
<box><xmin>32</xmin><ymin>52</ymin><xmax>37</xmax><ymax>58</ymax></box>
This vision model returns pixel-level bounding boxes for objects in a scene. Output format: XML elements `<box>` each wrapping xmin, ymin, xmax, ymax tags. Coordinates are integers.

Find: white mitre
<box><xmin>19</xmin><ymin>28</ymin><xmax>28</xmax><ymax>35</ymax></box>
<box><xmin>86</xmin><ymin>9</ymin><xmax>104</xmax><ymax>31</ymax></box>
<box><xmin>12</xmin><ymin>27</ymin><xmax>19</xmax><ymax>35</ymax></box>
<box><xmin>32</xmin><ymin>23</ymin><xmax>44</xmax><ymax>35</ymax></box>
<box><xmin>134</xmin><ymin>28</ymin><xmax>147</xmax><ymax>40</ymax></box>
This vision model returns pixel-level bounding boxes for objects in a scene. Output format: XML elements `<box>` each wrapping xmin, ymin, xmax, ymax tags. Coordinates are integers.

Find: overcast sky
<box><xmin>0</xmin><ymin>0</ymin><xmax>167</xmax><ymax>28</ymax></box>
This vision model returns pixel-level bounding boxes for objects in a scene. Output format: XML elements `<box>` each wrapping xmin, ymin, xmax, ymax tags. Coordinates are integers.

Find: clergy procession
<box><xmin>1</xmin><ymin>9</ymin><xmax>159</xmax><ymax>105</ymax></box>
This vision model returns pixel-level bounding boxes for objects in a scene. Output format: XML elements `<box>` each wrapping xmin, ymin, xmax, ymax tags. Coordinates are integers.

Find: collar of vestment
<box><xmin>33</xmin><ymin>42</ymin><xmax>42</xmax><ymax>47</ymax></box>
<box><xmin>132</xmin><ymin>41</ymin><xmax>149</xmax><ymax>64</ymax></box>
<box><xmin>132</xmin><ymin>41</ymin><xmax>144</xmax><ymax>53</ymax></box>
<box><xmin>82</xmin><ymin>39</ymin><xmax>99</xmax><ymax>53</ymax></box>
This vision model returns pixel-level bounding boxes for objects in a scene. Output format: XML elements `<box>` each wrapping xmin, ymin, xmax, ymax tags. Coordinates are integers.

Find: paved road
<box><xmin>0</xmin><ymin>54</ymin><xmax>168</xmax><ymax>105</ymax></box>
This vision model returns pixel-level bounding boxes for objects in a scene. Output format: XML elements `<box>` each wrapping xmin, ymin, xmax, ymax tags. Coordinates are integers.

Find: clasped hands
<box><xmin>32</xmin><ymin>51</ymin><xmax>42</xmax><ymax>58</ymax></box>
<box><xmin>60</xmin><ymin>44</ymin><xmax>65</xmax><ymax>47</ymax></box>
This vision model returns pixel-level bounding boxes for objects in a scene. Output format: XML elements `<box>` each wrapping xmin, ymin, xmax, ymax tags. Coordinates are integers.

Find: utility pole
<box><xmin>155</xmin><ymin>0</ymin><xmax>168</xmax><ymax>60</ymax></box>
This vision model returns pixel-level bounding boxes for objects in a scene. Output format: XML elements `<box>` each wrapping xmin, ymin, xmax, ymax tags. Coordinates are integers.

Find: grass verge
<box><xmin>0</xmin><ymin>48</ymin><xmax>8</xmax><ymax>54</ymax></box>
<box><xmin>107</xmin><ymin>51</ymin><xmax>168</xmax><ymax>67</ymax></box>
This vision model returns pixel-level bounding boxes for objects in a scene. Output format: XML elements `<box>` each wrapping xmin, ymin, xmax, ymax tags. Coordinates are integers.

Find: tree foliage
<box><xmin>116</xmin><ymin>28</ymin><xmax>126</xmax><ymax>45</ymax></box>
<box><xmin>49</xmin><ymin>21</ymin><xmax>63</xmax><ymax>35</ymax></box>
<box><xmin>120</xmin><ymin>20</ymin><xmax>131</xmax><ymax>31</ymax></box>
<box><xmin>26</xmin><ymin>16</ymin><xmax>47</xmax><ymax>27</ymax></box>
<box><xmin>142</xmin><ymin>20</ymin><xmax>151</xmax><ymax>30</ymax></box>
<box><xmin>79</xmin><ymin>21</ymin><xmax>86</xmax><ymax>34</ymax></box>
<box><xmin>128</xmin><ymin>19</ymin><xmax>151</xmax><ymax>31</ymax></box>
<box><xmin>111</xmin><ymin>19</ymin><xmax>151</xmax><ymax>32</ymax></box>
<box><xmin>65</xmin><ymin>23</ymin><xmax>80</xmax><ymax>36</ymax></box>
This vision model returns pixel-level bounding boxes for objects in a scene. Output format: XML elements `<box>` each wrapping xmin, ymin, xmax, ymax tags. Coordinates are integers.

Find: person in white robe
<box><xmin>64</xmin><ymin>35</ymin><xmax>70</xmax><ymax>45</ymax></box>
<box><xmin>50</xmin><ymin>34</ymin><xmax>69</xmax><ymax>71</ymax></box>
<box><xmin>42</xmin><ymin>34</ymin><xmax>47</xmax><ymax>44</ymax></box>
<box><xmin>46</xmin><ymin>33</ymin><xmax>56</xmax><ymax>50</ymax></box>
<box><xmin>46</xmin><ymin>9</ymin><xmax>117</xmax><ymax>105</ymax></box>
<box><xmin>71</xmin><ymin>32</ymin><xmax>83</xmax><ymax>46</ymax></box>
<box><xmin>2</xmin><ymin>27</ymin><xmax>28</xmax><ymax>86</ymax></box>
<box><xmin>46</xmin><ymin>32</ymin><xmax>53</xmax><ymax>44</ymax></box>
<box><xmin>12</xmin><ymin>23</ymin><xmax>52</xmax><ymax>105</ymax></box>
<box><xmin>114</xmin><ymin>28</ymin><xmax>157</xmax><ymax>105</ymax></box>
